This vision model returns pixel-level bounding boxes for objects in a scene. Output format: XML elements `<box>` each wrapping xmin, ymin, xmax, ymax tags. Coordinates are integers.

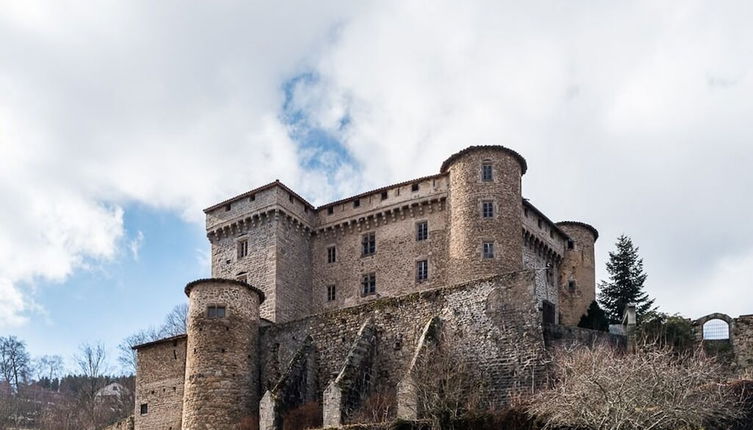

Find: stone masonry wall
<box><xmin>260</xmin><ymin>271</ymin><xmax>546</xmax><ymax>414</ymax></box>
<box><xmin>557</xmin><ymin>223</ymin><xmax>597</xmax><ymax>326</ymax></box>
<box><xmin>522</xmin><ymin>243</ymin><xmax>560</xmax><ymax>321</ymax></box>
<box><xmin>182</xmin><ymin>280</ymin><xmax>262</xmax><ymax>429</ymax></box>
<box><xmin>311</xmin><ymin>199</ymin><xmax>449</xmax><ymax>311</ymax></box>
<box><xmin>133</xmin><ymin>336</ymin><xmax>186</xmax><ymax>430</ymax></box>
<box><xmin>733</xmin><ymin>314</ymin><xmax>753</xmax><ymax>372</ymax></box>
<box><xmin>275</xmin><ymin>217</ymin><xmax>313</xmax><ymax>322</ymax></box>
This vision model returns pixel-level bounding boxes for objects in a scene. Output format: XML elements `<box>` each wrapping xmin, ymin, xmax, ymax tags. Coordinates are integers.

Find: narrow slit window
<box><xmin>327</xmin><ymin>246</ymin><xmax>337</xmax><ymax>263</ymax></box>
<box><xmin>567</xmin><ymin>240</ymin><xmax>575</xmax><ymax>250</ymax></box>
<box><xmin>327</xmin><ymin>285</ymin><xmax>336</xmax><ymax>301</ymax></box>
<box><xmin>140</xmin><ymin>404</ymin><xmax>148</xmax><ymax>415</ymax></box>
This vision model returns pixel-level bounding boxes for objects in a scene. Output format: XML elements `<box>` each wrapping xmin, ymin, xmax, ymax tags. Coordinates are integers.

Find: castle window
<box><xmin>416</xmin><ymin>221</ymin><xmax>428</xmax><ymax>241</ymax></box>
<box><xmin>524</xmin><ymin>207</ymin><xmax>529</xmax><ymax>217</ymax></box>
<box><xmin>327</xmin><ymin>285</ymin><xmax>336</xmax><ymax>301</ymax></box>
<box><xmin>361</xmin><ymin>273</ymin><xmax>376</xmax><ymax>296</ymax></box>
<box><xmin>482</xmin><ymin>241</ymin><xmax>495</xmax><ymax>259</ymax></box>
<box><xmin>567</xmin><ymin>240</ymin><xmax>575</xmax><ymax>250</ymax></box>
<box><xmin>549</xmin><ymin>230</ymin><xmax>554</xmax><ymax>239</ymax></box>
<box><xmin>381</xmin><ymin>191</ymin><xmax>388</xmax><ymax>200</ymax></box>
<box><xmin>411</xmin><ymin>183</ymin><xmax>419</xmax><ymax>192</ymax></box>
<box><xmin>416</xmin><ymin>260</ymin><xmax>428</xmax><ymax>282</ymax></box>
<box><xmin>289</xmin><ymin>193</ymin><xmax>294</xmax><ymax>203</ymax></box>
<box><xmin>568</xmin><ymin>280</ymin><xmax>576</xmax><ymax>292</ymax></box>
<box><xmin>361</xmin><ymin>232</ymin><xmax>376</xmax><ymax>256</ymax></box>
<box><xmin>353</xmin><ymin>199</ymin><xmax>360</xmax><ymax>208</ymax></box>
<box><xmin>236</xmin><ymin>273</ymin><xmax>247</xmax><ymax>283</ymax></box>
<box><xmin>237</xmin><ymin>240</ymin><xmax>248</xmax><ymax>259</ymax></box>
<box><xmin>207</xmin><ymin>305</ymin><xmax>226</xmax><ymax>319</ymax></box>
<box><xmin>538</xmin><ymin>218</ymin><xmax>543</xmax><ymax>228</ymax></box>
<box><xmin>327</xmin><ymin>246</ymin><xmax>337</xmax><ymax>263</ymax></box>
<box><xmin>327</xmin><ymin>207</ymin><xmax>334</xmax><ymax>215</ymax></box>
<box><xmin>482</xmin><ymin>162</ymin><xmax>493</xmax><ymax>181</ymax></box>
<box><xmin>250</xmin><ymin>194</ymin><xmax>255</xmax><ymax>201</ymax></box>
<box><xmin>224</xmin><ymin>204</ymin><xmax>231</xmax><ymax>211</ymax></box>
<box><xmin>140</xmin><ymin>404</ymin><xmax>148</xmax><ymax>415</ymax></box>
<box><xmin>482</xmin><ymin>201</ymin><xmax>494</xmax><ymax>218</ymax></box>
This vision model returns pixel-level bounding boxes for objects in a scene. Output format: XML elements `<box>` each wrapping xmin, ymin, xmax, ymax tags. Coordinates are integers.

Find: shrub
<box><xmin>281</xmin><ymin>401</ymin><xmax>322</xmax><ymax>430</ymax></box>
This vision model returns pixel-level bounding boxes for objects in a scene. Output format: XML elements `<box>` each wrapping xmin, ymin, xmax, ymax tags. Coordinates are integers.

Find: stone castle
<box><xmin>131</xmin><ymin>145</ymin><xmax>604</xmax><ymax>430</ymax></box>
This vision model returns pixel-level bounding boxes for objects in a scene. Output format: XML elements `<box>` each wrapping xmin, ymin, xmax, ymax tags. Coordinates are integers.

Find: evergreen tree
<box><xmin>578</xmin><ymin>301</ymin><xmax>610</xmax><ymax>332</ymax></box>
<box><xmin>598</xmin><ymin>235</ymin><xmax>655</xmax><ymax>323</ymax></box>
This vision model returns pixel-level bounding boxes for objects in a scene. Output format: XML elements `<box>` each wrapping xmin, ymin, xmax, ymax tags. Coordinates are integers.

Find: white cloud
<box><xmin>129</xmin><ymin>231</ymin><xmax>145</xmax><ymax>261</ymax></box>
<box><xmin>1</xmin><ymin>0</ymin><xmax>752</xmax><ymax>327</ymax></box>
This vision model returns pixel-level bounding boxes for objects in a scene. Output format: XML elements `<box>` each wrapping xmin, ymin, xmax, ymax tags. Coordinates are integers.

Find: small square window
<box><xmin>567</xmin><ymin>240</ymin><xmax>575</xmax><ymax>250</ymax></box>
<box><xmin>361</xmin><ymin>232</ymin><xmax>376</xmax><ymax>256</ymax></box>
<box><xmin>482</xmin><ymin>163</ymin><xmax>493</xmax><ymax>181</ymax></box>
<box><xmin>224</xmin><ymin>204</ymin><xmax>231</xmax><ymax>212</ymax></box>
<box><xmin>483</xmin><ymin>241</ymin><xmax>495</xmax><ymax>259</ymax></box>
<box><xmin>416</xmin><ymin>221</ymin><xmax>428</xmax><ymax>241</ymax></box>
<box><xmin>381</xmin><ymin>191</ymin><xmax>388</xmax><ymax>200</ymax></box>
<box><xmin>568</xmin><ymin>280</ymin><xmax>576</xmax><ymax>291</ymax></box>
<box><xmin>207</xmin><ymin>305</ymin><xmax>226</xmax><ymax>319</ymax></box>
<box><xmin>327</xmin><ymin>207</ymin><xmax>334</xmax><ymax>215</ymax></box>
<box><xmin>353</xmin><ymin>199</ymin><xmax>360</xmax><ymax>208</ymax></box>
<box><xmin>361</xmin><ymin>273</ymin><xmax>376</xmax><ymax>296</ymax></box>
<box><xmin>411</xmin><ymin>183</ymin><xmax>419</xmax><ymax>192</ymax></box>
<box><xmin>237</xmin><ymin>239</ymin><xmax>249</xmax><ymax>259</ymax></box>
<box><xmin>327</xmin><ymin>285</ymin><xmax>336</xmax><ymax>301</ymax></box>
<box><xmin>327</xmin><ymin>246</ymin><xmax>337</xmax><ymax>264</ymax></box>
<box><xmin>140</xmin><ymin>404</ymin><xmax>148</xmax><ymax>415</ymax></box>
<box><xmin>482</xmin><ymin>201</ymin><xmax>494</xmax><ymax>218</ymax></box>
<box><xmin>416</xmin><ymin>260</ymin><xmax>428</xmax><ymax>282</ymax></box>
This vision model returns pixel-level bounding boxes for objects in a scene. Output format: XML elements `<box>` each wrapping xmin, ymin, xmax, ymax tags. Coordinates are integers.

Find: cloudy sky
<box><xmin>1</xmin><ymin>0</ymin><xmax>752</xmax><ymax>370</ymax></box>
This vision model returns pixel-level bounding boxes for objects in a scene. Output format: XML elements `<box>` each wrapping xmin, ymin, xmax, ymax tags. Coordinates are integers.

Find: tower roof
<box><xmin>555</xmin><ymin>221</ymin><xmax>599</xmax><ymax>241</ymax></box>
<box><xmin>439</xmin><ymin>145</ymin><xmax>528</xmax><ymax>175</ymax></box>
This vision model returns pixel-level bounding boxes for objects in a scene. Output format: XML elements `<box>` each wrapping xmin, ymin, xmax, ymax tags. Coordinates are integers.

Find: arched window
<box><xmin>702</xmin><ymin>319</ymin><xmax>730</xmax><ymax>340</ymax></box>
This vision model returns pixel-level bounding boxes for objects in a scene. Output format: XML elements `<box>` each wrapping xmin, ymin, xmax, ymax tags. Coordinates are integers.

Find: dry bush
<box><xmin>529</xmin><ymin>342</ymin><xmax>744</xmax><ymax>430</ymax></box>
<box><xmin>349</xmin><ymin>388</ymin><xmax>397</xmax><ymax>423</ymax></box>
<box><xmin>281</xmin><ymin>401</ymin><xmax>322</xmax><ymax>430</ymax></box>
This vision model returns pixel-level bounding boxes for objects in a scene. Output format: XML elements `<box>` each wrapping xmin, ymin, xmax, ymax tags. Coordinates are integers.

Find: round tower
<box><xmin>441</xmin><ymin>146</ymin><xmax>528</xmax><ymax>285</ymax></box>
<box><xmin>556</xmin><ymin>222</ymin><xmax>598</xmax><ymax>326</ymax></box>
<box><xmin>181</xmin><ymin>278</ymin><xmax>265</xmax><ymax>429</ymax></box>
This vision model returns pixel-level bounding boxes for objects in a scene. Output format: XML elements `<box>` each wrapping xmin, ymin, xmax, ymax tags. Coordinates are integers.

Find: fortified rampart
<box><xmin>132</xmin><ymin>145</ymin><xmax>606</xmax><ymax>430</ymax></box>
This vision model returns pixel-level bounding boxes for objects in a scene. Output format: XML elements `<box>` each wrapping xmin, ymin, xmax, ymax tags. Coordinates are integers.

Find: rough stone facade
<box><xmin>692</xmin><ymin>312</ymin><xmax>753</xmax><ymax>373</ymax></box>
<box><xmin>132</xmin><ymin>145</ymin><xmax>603</xmax><ymax>430</ymax></box>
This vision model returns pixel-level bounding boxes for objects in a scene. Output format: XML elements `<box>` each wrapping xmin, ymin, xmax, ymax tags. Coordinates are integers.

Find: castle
<box><xmin>132</xmin><ymin>145</ymin><xmax>604</xmax><ymax>430</ymax></box>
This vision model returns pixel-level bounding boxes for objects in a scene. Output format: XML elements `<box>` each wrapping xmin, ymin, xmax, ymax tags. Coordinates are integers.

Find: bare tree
<box><xmin>529</xmin><ymin>342</ymin><xmax>744</xmax><ymax>430</ymax></box>
<box><xmin>117</xmin><ymin>327</ymin><xmax>162</xmax><ymax>375</ymax></box>
<box><xmin>0</xmin><ymin>335</ymin><xmax>31</xmax><ymax>393</ymax></box>
<box><xmin>36</xmin><ymin>355</ymin><xmax>64</xmax><ymax>389</ymax></box>
<box><xmin>75</xmin><ymin>342</ymin><xmax>111</xmax><ymax>429</ymax></box>
<box><xmin>161</xmin><ymin>302</ymin><xmax>188</xmax><ymax>336</ymax></box>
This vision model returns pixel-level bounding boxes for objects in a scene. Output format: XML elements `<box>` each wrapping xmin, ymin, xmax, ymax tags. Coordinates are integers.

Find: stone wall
<box><xmin>182</xmin><ymin>279</ymin><xmax>263</xmax><ymax>429</ymax></box>
<box><xmin>260</xmin><ymin>271</ymin><xmax>547</xmax><ymax>420</ymax></box>
<box><xmin>543</xmin><ymin>323</ymin><xmax>626</xmax><ymax>350</ymax></box>
<box><xmin>276</xmin><ymin>218</ymin><xmax>313</xmax><ymax>322</ymax></box>
<box><xmin>733</xmin><ymin>314</ymin><xmax>753</xmax><ymax>372</ymax></box>
<box><xmin>133</xmin><ymin>336</ymin><xmax>186</xmax><ymax>430</ymax></box>
<box><xmin>556</xmin><ymin>222</ymin><xmax>598</xmax><ymax>326</ymax></box>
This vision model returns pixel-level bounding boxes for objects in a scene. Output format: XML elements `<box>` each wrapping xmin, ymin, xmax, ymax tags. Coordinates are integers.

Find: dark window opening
<box><xmin>567</xmin><ymin>240</ymin><xmax>575</xmax><ymax>250</ymax></box>
<box><xmin>381</xmin><ymin>191</ymin><xmax>388</xmax><ymax>200</ymax></box>
<box><xmin>207</xmin><ymin>305</ymin><xmax>226</xmax><ymax>319</ymax></box>
<box><xmin>416</xmin><ymin>221</ymin><xmax>428</xmax><ymax>241</ymax></box>
<box><xmin>237</xmin><ymin>240</ymin><xmax>248</xmax><ymax>259</ymax></box>
<box><xmin>289</xmin><ymin>194</ymin><xmax>294</xmax><ymax>203</ymax></box>
<box><xmin>482</xmin><ymin>201</ymin><xmax>494</xmax><ymax>218</ymax></box>
<box><xmin>411</xmin><ymin>183</ymin><xmax>419</xmax><ymax>192</ymax></box>
<box><xmin>542</xmin><ymin>301</ymin><xmax>555</xmax><ymax>325</ymax></box>
<box><xmin>361</xmin><ymin>273</ymin><xmax>376</xmax><ymax>296</ymax></box>
<box><xmin>549</xmin><ymin>230</ymin><xmax>554</xmax><ymax>238</ymax></box>
<box><xmin>568</xmin><ymin>280</ymin><xmax>576</xmax><ymax>291</ymax></box>
<box><xmin>361</xmin><ymin>232</ymin><xmax>376</xmax><ymax>256</ymax></box>
<box><xmin>224</xmin><ymin>204</ymin><xmax>231</xmax><ymax>211</ymax></box>
<box><xmin>327</xmin><ymin>285</ymin><xmax>336</xmax><ymax>301</ymax></box>
<box><xmin>538</xmin><ymin>219</ymin><xmax>543</xmax><ymax>228</ymax></box>
<box><xmin>353</xmin><ymin>199</ymin><xmax>360</xmax><ymax>208</ymax></box>
<box><xmin>327</xmin><ymin>207</ymin><xmax>334</xmax><ymax>215</ymax></box>
<box><xmin>250</xmin><ymin>194</ymin><xmax>255</xmax><ymax>201</ymax></box>
<box><xmin>140</xmin><ymin>404</ymin><xmax>148</xmax><ymax>415</ymax></box>
<box><xmin>327</xmin><ymin>246</ymin><xmax>337</xmax><ymax>263</ymax></box>
<box><xmin>483</xmin><ymin>241</ymin><xmax>495</xmax><ymax>259</ymax></box>
<box><xmin>482</xmin><ymin>163</ymin><xmax>493</xmax><ymax>181</ymax></box>
<box><xmin>416</xmin><ymin>260</ymin><xmax>428</xmax><ymax>282</ymax></box>
<box><xmin>524</xmin><ymin>207</ymin><xmax>529</xmax><ymax>217</ymax></box>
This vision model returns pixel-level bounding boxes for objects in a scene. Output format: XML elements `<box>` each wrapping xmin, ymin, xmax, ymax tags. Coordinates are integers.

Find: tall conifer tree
<box><xmin>598</xmin><ymin>235</ymin><xmax>655</xmax><ymax>323</ymax></box>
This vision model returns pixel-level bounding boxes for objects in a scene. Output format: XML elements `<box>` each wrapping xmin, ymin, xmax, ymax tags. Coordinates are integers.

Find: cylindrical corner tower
<box><xmin>441</xmin><ymin>146</ymin><xmax>528</xmax><ymax>285</ymax></box>
<box><xmin>556</xmin><ymin>222</ymin><xmax>598</xmax><ymax>326</ymax></box>
<box><xmin>182</xmin><ymin>278</ymin><xmax>265</xmax><ymax>429</ymax></box>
